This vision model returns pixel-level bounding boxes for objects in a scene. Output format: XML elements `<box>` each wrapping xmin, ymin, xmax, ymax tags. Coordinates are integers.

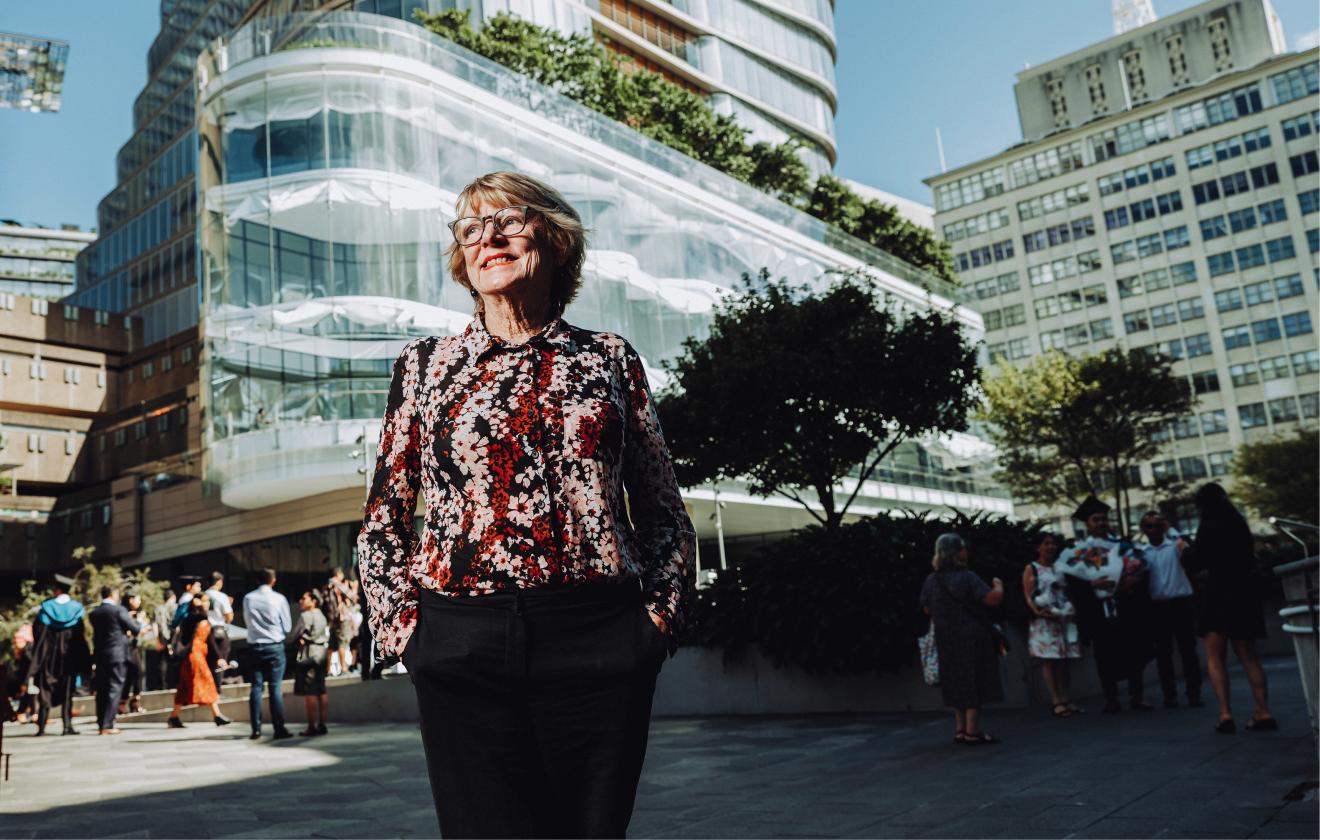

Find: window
<box><xmin>973</xmin><ymin>278</ymin><xmax>999</xmax><ymax>300</ymax></box>
<box><xmin>1241</xmin><ymin>126</ymin><xmax>1271</xmax><ymax>153</ymax></box>
<box><xmin>1268</xmin><ymin>397</ymin><xmax>1299</xmax><ymax>423</ymax></box>
<box><xmin>1135</xmin><ymin>233</ymin><xmax>1162</xmax><ymax>257</ymax></box>
<box><xmin>1005</xmin><ymin>338</ymin><xmax>1030</xmax><ymax>360</ymax></box>
<box><xmin>1292</xmin><ymin>150</ymin><xmax>1320</xmax><ymax>179</ymax></box>
<box><xmin>1098</xmin><ymin>173</ymin><xmax>1125</xmax><ymax>196</ymax></box>
<box><xmin>1271</xmin><ymin>64</ymin><xmax>1319</xmax><ymax>105</ymax></box>
<box><xmin>97</xmin><ymin>369</ymin><xmax>105</xmax><ymax>388</ymax></box>
<box><xmin>1173</xmin><ymin>83</ymin><xmax>1262</xmax><ymax>134</ymax></box>
<box><xmin>1228</xmin><ymin>208</ymin><xmax>1257</xmax><ymax>233</ymax></box>
<box><xmin>1214</xmin><ymin>288</ymin><xmax>1243</xmax><ymax>312</ymax></box>
<box><xmin>1177</xmin><ymin>297</ymin><xmax>1204</xmax><ymax>321</ymax></box>
<box><xmin>934</xmin><ymin>167</ymin><xmax>1007</xmax><ymax>212</ymax></box>
<box><xmin>1016</xmin><ymin>184</ymin><xmax>1090</xmax><ymax>221</ymax></box>
<box><xmin>1248</xmin><ymin>162</ymin><xmax>1279</xmax><ymax>188</ymax></box>
<box><xmin>161</xmin><ymin>354</ymin><xmax>173</xmax><ymax>372</ymax></box>
<box><xmin>1243</xmin><ymin>280</ymin><xmax>1273</xmax><ymax>306</ymax></box>
<box><xmin>181</xmin><ymin>346</ymin><xmax>194</xmax><ymax>364</ymax></box>
<box><xmin>1118</xmin><ymin>276</ymin><xmax>1143</xmax><ymax>298</ymax></box>
<box><xmin>1239</xmin><ymin>403</ymin><xmax>1267</xmax><ymax>428</ymax></box>
<box><xmin>1065</xmin><ymin>325</ymin><xmax>1089</xmax><ymax>347</ymax></box>
<box><xmin>1086</xmin><ymin>64</ymin><xmax>1107</xmax><ymax>113</ymax></box>
<box><xmin>1221</xmin><ymin>171</ymin><xmax>1250</xmax><ymax>197</ymax></box>
<box><xmin>1283</xmin><ymin>312</ymin><xmax>1314</xmax><ymax>336</ymax></box>
<box><xmin>1222</xmin><ymin>325</ymin><xmax>1252</xmax><ymax>349</ymax></box>
<box><xmin>1150</xmin><ymin>157</ymin><xmax>1176</xmax><ymax>181</ymax></box>
<box><xmin>134</xmin><ymin>421</ymin><xmax>146</xmax><ymax>441</ymax></box>
<box><xmin>1001</xmin><ymin>304</ymin><xmax>1025</xmax><ymax>326</ymax></box>
<box><xmin>1200</xmin><ymin>216</ymin><xmax>1228</xmax><ymax>240</ymax></box>
<box><xmin>142</xmin><ymin>361</ymin><xmax>155</xmax><ymax>379</ymax></box>
<box><xmin>1236</xmin><ymin>244</ymin><xmax>1265</xmax><ymax>269</ymax></box>
<box><xmin>1006</xmin><ymin>141</ymin><xmax>1085</xmax><ymax>189</ymax></box>
<box><xmin>1274</xmin><ymin>274</ymin><xmax>1304</xmax><ymax>299</ymax></box>
<box><xmin>1282</xmin><ymin>111</ymin><xmax>1319</xmax><ymax>141</ymax></box>
<box><xmin>1122</xmin><ymin>50</ymin><xmax>1147</xmax><ymax>101</ymax></box>
<box><xmin>1130</xmin><ymin>198</ymin><xmax>1157</xmax><ymax>223</ymax></box>
<box><xmin>1164</xmin><ymin>226</ymin><xmax>1190</xmax><ymax>250</ymax></box>
<box><xmin>62</xmin><ymin>366</ymin><xmax>81</xmax><ymax>384</ymax></box>
<box><xmin>998</xmin><ymin>273</ymin><xmax>1020</xmax><ymax>294</ymax></box>
<box><xmin>1105</xmin><ymin>207</ymin><xmax>1130</xmax><ymax>230</ymax></box>
<box><xmin>1302</xmin><ymin>393</ymin><xmax>1320</xmax><ymax>420</ymax></box>
<box><xmin>1171</xmin><ymin>416</ymin><xmax>1200</xmax><ymax>440</ymax></box>
<box><xmin>1123</xmin><ymin>164</ymin><xmax>1150</xmax><ymax>188</ymax></box>
<box><xmin>1180</xmin><ymin>456</ymin><xmax>1209</xmax><ymax>480</ymax></box>
<box><xmin>1191</xmin><ymin>370</ymin><xmax>1221</xmax><ymax>394</ymax></box>
<box><xmin>1149</xmin><ymin>303</ymin><xmax>1178</xmax><ymax>328</ymax></box>
<box><xmin>1167</xmin><ymin>35</ymin><xmax>1188</xmax><ymax>86</ymax></box>
<box><xmin>1058</xmin><ymin>290</ymin><xmax>1085</xmax><ymax>313</ymax></box>
<box><xmin>983</xmin><ymin>309</ymin><xmax>1003</xmax><ymax>330</ymax></box>
<box><xmin>1300</xmin><ymin>189</ymin><xmax>1320</xmax><ymax>215</ymax></box>
<box><xmin>1292</xmin><ymin>349</ymin><xmax>1320</xmax><ymax>374</ymax></box>
<box><xmin>62</xmin><ymin>304</ymin><xmax>79</xmax><ymax>321</ymax></box>
<box><xmin>1259</xmin><ymin>355</ymin><xmax>1291</xmax><ymax>380</ymax></box>
<box><xmin>1201</xmin><ymin>409</ymin><xmax>1228</xmax><ymax>433</ymax></box>
<box><xmin>1040</xmin><ymin>330</ymin><xmax>1065</xmax><ymax>351</ymax></box>
<box><xmin>1156</xmin><ymin>191</ymin><xmax>1183</xmax><ymax>215</ymax></box>
<box><xmin>29</xmin><ymin>360</ymin><xmax>47</xmax><ymax>380</ymax></box>
<box><xmin>1082</xmin><ymin>284</ymin><xmax>1107</xmax><ymax>306</ymax></box>
<box><xmin>1048</xmin><ymin>77</ymin><xmax>1069</xmax><ymax>128</ymax></box>
<box><xmin>1252</xmin><ymin>317</ymin><xmax>1282</xmax><ymax>344</ymax></box>
<box><xmin>1035</xmin><ymin>297</ymin><xmax>1060</xmax><ymax>319</ymax></box>
<box><xmin>1193</xmin><ymin>180</ymin><xmax>1220</xmax><ymax>205</ymax></box>
<box><xmin>114</xmin><ymin>428</ymin><xmax>126</xmax><ymax>447</ymax></box>
<box><xmin>1309</xmin><ymin>228</ymin><xmax>1319</xmax><ymax>253</ymax></box>
<box><xmin>1170</xmin><ymin>262</ymin><xmax>1197</xmax><ymax>285</ymax></box>
<box><xmin>1124</xmin><ymin>310</ymin><xmax>1150</xmax><ymax>334</ymax></box>
<box><xmin>1089</xmin><ymin>318</ymin><xmax>1114</xmax><ymax>340</ymax></box>
<box><xmin>1266</xmin><ymin>237</ymin><xmax>1296</xmax><ymax>262</ymax></box>
<box><xmin>1230</xmin><ymin>362</ymin><xmax>1259</xmax><ymax>385</ymax></box>
<box><xmin>1208</xmin><ymin>451</ymin><xmax>1233</xmax><ymax>476</ymax></box>
<box><xmin>942</xmin><ymin>207</ymin><xmax>1011</xmax><ymax>242</ymax></box>
<box><xmin>1258</xmin><ymin>198</ymin><xmax>1288</xmax><ymax>225</ymax></box>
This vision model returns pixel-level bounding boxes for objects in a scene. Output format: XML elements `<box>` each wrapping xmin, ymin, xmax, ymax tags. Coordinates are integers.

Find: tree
<box><xmin>978</xmin><ymin>347</ymin><xmax>1194</xmax><ymax>534</ymax></box>
<box><xmin>657</xmin><ymin>270</ymin><xmax>979</xmax><ymax>531</ymax></box>
<box><xmin>415</xmin><ymin>10</ymin><xmax>958</xmax><ymax>284</ymax></box>
<box><xmin>1233</xmin><ymin>427</ymin><xmax>1320</xmax><ymax>524</ymax></box>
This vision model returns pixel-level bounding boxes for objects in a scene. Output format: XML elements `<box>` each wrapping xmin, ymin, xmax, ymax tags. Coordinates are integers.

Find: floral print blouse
<box><xmin>356</xmin><ymin>317</ymin><xmax>696</xmax><ymax>659</ymax></box>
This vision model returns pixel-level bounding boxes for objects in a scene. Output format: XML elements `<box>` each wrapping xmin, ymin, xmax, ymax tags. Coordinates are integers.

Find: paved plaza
<box><xmin>1</xmin><ymin>657</ymin><xmax>1315</xmax><ymax>838</ymax></box>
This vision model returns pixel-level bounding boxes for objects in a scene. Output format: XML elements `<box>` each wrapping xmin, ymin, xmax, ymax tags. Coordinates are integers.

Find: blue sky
<box><xmin>1</xmin><ymin>0</ymin><xmax>1317</xmax><ymax>230</ymax></box>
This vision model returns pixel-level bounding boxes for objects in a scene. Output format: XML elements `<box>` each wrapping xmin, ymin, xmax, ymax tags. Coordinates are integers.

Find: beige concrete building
<box><xmin>927</xmin><ymin>0</ymin><xmax>1319</xmax><ymax>530</ymax></box>
<box><xmin>0</xmin><ymin>221</ymin><xmax>95</xmax><ymax>301</ymax></box>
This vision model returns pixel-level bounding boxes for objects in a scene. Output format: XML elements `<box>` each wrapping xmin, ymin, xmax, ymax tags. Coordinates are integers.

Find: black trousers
<box><xmin>36</xmin><ymin>675</ymin><xmax>75</xmax><ymax>734</ymax></box>
<box><xmin>212</xmin><ymin>626</ymin><xmax>231</xmax><ymax>688</ymax></box>
<box><xmin>94</xmin><ymin>657</ymin><xmax>128</xmax><ymax>730</ymax></box>
<box><xmin>1092</xmin><ymin>618</ymin><xmax>1145</xmax><ymax>704</ymax></box>
<box><xmin>1151</xmin><ymin>596</ymin><xmax>1202</xmax><ymax>702</ymax></box>
<box><xmin>407</xmin><ymin>582</ymin><xmax>668</xmax><ymax>839</ymax></box>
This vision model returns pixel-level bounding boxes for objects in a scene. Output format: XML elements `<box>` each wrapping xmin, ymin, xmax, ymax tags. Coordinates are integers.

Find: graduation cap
<box><xmin>1072</xmin><ymin>495</ymin><xmax>1111</xmax><ymax>522</ymax></box>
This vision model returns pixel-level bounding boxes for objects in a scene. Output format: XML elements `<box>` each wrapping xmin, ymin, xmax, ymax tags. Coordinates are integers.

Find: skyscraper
<box><xmin>927</xmin><ymin>0</ymin><xmax>1318</xmax><ymax>529</ymax></box>
<box><xmin>0</xmin><ymin>32</ymin><xmax>69</xmax><ymax>113</ymax></box>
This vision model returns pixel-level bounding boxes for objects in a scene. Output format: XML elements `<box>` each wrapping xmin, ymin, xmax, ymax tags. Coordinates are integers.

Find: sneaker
<box><xmin>249</xmin><ymin>731</ymin><xmax>262</xmax><ymax>740</ymax></box>
<box><xmin>315</xmin><ymin>723</ymin><xmax>327</xmax><ymax>735</ymax></box>
<box><xmin>272</xmin><ymin>728</ymin><xmax>294</xmax><ymax>741</ymax></box>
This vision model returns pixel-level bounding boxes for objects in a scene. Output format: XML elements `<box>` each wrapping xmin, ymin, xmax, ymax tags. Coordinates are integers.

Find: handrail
<box><xmin>1270</xmin><ymin>516</ymin><xmax>1319</xmax><ymax>556</ymax></box>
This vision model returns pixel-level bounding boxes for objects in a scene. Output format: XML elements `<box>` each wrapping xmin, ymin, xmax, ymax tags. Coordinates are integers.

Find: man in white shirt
<box><xmin>206</xmin><ymin>571</ymin><xmax>235</xmax><ymax>688</ymax></box>
<box><xmin>1138</xmin><ymin>511</ymin><xmax>1203</xmax><ymax>708</ymax></box>
<box><xmin>242</xmin><ymin>567</ymin><xmax>293</xmax><ymax>740</ymax></box>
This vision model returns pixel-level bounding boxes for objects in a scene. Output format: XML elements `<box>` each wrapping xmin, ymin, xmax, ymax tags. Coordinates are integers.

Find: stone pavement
<box><xmin>1</xmin><ymin>657</ymin><xmax>1314</xmax><ymax>839</ymax></box>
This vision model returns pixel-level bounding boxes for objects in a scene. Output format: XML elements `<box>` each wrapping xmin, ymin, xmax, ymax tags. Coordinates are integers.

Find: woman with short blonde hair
<box><xmin>358</xmin><ymin>171</ymin><xmax>695</xmax><ymax>836</ymax></box>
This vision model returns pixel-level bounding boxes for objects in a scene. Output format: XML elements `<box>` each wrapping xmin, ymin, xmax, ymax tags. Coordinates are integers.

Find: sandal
<box><xmin>953</xmin><ymin>729</ymin><xmax>966</xmax><ymax>743</ymax></box>
<box><xmin>1051</xmin><ymin>703</ymin><xmax>1074</xmax><ymax>718</ymax></box>
<box><xmin>299</xmin><ymin>726</ymin><xmax>319</xmax><ymax>737</ymax></box>
<box><xmin>960</xmin><ymin>732</ymin><xmax>1000</xmax><ymax>745</ymax></box>
<box><xmin>1245</xmin><ymin>716</ymin><xmax>1278</xmax><ymax>731</ymax></box>
<box><xmin>1066</xmin><ymin>704</ymin><xmax>1084</xmax><ymax>714</ymax></box>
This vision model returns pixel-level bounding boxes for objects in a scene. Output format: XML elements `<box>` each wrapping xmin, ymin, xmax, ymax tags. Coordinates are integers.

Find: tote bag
<box><xmin>917</xmin><ymin>624</ymin><xmax>940</xmax><ymax>687</ymax></box>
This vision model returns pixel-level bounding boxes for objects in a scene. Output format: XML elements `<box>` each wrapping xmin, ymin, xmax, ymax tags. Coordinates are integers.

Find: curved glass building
<box><xmin>196</xmin><ymin>12</ymin><xmax>996</xmax><ymax>523</ymax></box>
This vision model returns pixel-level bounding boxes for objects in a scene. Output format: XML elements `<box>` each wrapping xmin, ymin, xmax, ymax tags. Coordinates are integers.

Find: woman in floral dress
<box><xmin>357</xmin><ymin>172</ymin><xmax>695</xmax><ymax>837</ymax></box>
<box><xmin>1023</xmin><ymin>532</ymin><xmax>1083</xmax><ymax>717</ymax></box>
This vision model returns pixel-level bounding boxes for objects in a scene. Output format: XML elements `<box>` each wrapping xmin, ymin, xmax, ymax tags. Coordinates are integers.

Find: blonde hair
<box><xmin>931</xmin><ymin>533</ymin><xmax>967</xmax><ymax>571</ymax></box>
<box><xmin>445</xmin><ymin>172</ymin><xmax>587</xmax><ymax>318</ymax></box>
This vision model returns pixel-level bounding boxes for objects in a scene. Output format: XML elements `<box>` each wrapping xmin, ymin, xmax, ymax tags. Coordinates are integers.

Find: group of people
<box><xmin>9</xmin><ymin>566</ymin><xmax>360</xmax><ymax>741</ymax></box>
<box><xmin>922</xmin><ymin>481</ymin><xmax>1276</xmax><ymax>744</ymax></box>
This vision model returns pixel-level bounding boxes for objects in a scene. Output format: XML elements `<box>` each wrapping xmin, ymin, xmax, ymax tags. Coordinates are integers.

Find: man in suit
<box><xmin>89</xmin><ymin>585</ymin><xmax>143</xmax><ymax>735</ymax></box>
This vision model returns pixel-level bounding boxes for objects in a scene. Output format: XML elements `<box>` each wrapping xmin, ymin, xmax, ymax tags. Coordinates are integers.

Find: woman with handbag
<box><xmin>920</xmin><ymin>533</ymin><xmax>1005</xmax><ymax>745</ymax></box>
<box><xmin>291</xmin><ymin>589</ymin><xmax>332</xmax><ymax>736</ymax></box>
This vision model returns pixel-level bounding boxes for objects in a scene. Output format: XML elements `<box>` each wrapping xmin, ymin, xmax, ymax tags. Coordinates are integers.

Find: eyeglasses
<box><xmin>450</xmin><ymin>205</ymin><xmax>530</xmax><ymax>246</ymax></box>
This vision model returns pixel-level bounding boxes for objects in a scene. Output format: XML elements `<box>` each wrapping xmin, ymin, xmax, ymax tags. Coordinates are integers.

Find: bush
<box><xmin>689</xmin><ymin>511</ymin><xmax>1040</xmax><ymax>675</ymax></box>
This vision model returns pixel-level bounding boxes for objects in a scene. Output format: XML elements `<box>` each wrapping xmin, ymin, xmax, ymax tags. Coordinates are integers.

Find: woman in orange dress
<box><xmin>167</xmin><ymin>594</ymin><xmax>232</xmax><ymax>728</ymax></box>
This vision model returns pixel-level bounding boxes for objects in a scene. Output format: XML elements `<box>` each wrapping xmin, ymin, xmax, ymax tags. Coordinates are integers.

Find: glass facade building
<box><xmin>195</xmin><ymin>12</ymin><xmax>1000</xmax><ymax>520</ymax></box>
<box><xmin>0</xmin><ymin>32</ymin><xmax>69</xmax><ymax>112</ymax></box>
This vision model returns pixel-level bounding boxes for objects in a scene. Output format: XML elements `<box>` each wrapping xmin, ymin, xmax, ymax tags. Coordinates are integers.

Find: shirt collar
<box><xmin>461</xmin><ymin>316</ymin><xmax>573</xmax><ymax>364</ymax></box>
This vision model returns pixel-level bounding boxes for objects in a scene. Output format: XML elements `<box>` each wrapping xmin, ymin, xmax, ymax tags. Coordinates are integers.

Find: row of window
<box><xmin>1206</xmin><ymin>237</ymin><xmax>1299</xmax><ymax>276</ymax></box>
<box><xmin>1022</xmin><ymin>217</ymin><xmax>1096</xmax><ymax>253</ymax></box>
<box><xmin>1230</xmin><ymin>350</ymin><xmax>1320</xmax><ymax>386</ymax></box>
<box><xmin>1116</xmin><ymin>263</ymin><xmax>1200</xmax><ymax>298</ymax></box>
<box><xmin>1110</xmin><ymin>225</ymin><xmax>1190</xmax><ymax>264</ymax></box>
<box><xmin>1016</xmin><ymin>183</ymin><xmax>1090</xmax><ymax>222</ymax></box>
<box><xmin>1153</xmin><ymin>410</ymin><xmax>1229</xmax><ymax>442</ymax></box>
<box><xmin>1031</xmin><ymin>284</ymin><xmax>1108</xmax><ymax>321</ymax></box>
<box><xmin>1039</xmin><ymin>318</ymin><xmax>1115</xmax><ymax>351</ymax></box>
<box><xmin>98</xmin><ymin>407</ymin><xmax>190</xmax><ymax>450</ymax></box>
<box><xmin>1212</xmin><ymin>274</ymin><xmax>1305</xmax><ymax>312</ymax></box>
<box><xmin>1151</xmin><ymin>452</ymin><xmax>1234</xmax><ymax>483</ymax></box>
<box><xmin>1192</xmin><ymin>162</ymin><xmax>1279</xmax><ymax>204</ymax></box>
<box><xmin>970</xmin><ymin>271</ymin><xmax>1021</xmax><ymax>301</ymax></box>
<box><xmin>1123</xmin><ymin>297</ymin><xmax>1206</xmax><ymax>333</ymax></box>
<box><xmin>1281</xmin><ymin>110</ymin><xmax>1320</xmax><ymax>142</ymax></box>
<box><xmin>1103</xmin><ymin>191</ymin><xmax>1183</xmax><ymax>230</ymax></box>
<box><xmin>125</xmin><ymin>345</ymin><xmax>195</xmax><ymax>384</ymax></box>
<box><xmin>934</xmin><ymin>62</ymin><xmax>1318</xmax><ymax>213</ymax></box>
<box><xmin>942</xmin><ymin>207</ymin><xmax>1010</xmax><ymax>243</ymax></box>
<box><xmin>954</xmin><ymin>239</ymin><xmax>1015</xmax><ymax>272</ymax></box>
<box><xmin>1184</xmin><ymin>126</ymin><xmax>1272</xmax><ymax>170</ymax></box>
<box><xmin>1135</xmin><ymin>332</ymin><xmax>1214</xmax><ymax>360</ymax></box>
<box><xmin>1097</xmin><ymin>157</ymin><xmax>1177</xmax><ymax>196</ymax></box>
<box><xmin>1028</xmin><ymin>249</ymin><xmax>1103</xmax><ymax>286</ymax></box>
<box><xmin>1220</xmin><ymin>312</ymin><xmax>1314</xmax><ymax>349</ymax></box>
<box><xmin>1199</xmin><ymin>198</ymin><xmax>1288</xmax><ymax>240</ymax></box>
<box><xmin>1239</xmin><ymin>393</ymin><xmax>1320</xmax><ymax>429</ymax></box>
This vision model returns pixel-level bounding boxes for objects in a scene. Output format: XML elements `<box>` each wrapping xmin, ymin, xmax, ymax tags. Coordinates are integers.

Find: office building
<box><xmin>0</xmin><ymin>32</ymin><xmax>69</xmax><ymax>112</ymax></box>
<box><xmin>36</xmin><ymin>0</ymin><xmax>1002</xmax><ymax>595</ymax></box>
<box><xmin>927</xmin><ymin>0</ymin><xmax>1319</xmax><ymax>529</ymax></box>
<box><xmin>0</xmin><ymin>222</ymin><xmax>96</xmax><ymax>301</ymax></box>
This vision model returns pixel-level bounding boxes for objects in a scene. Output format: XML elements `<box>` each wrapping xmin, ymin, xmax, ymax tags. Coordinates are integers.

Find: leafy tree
<box><xmin>1233</xmin><ymin>427</ymin><xmax>1320</xmax><ymax>524</ymax></box>
<box><xmin>415</xmin><ymin>10</ymin><xmax>957</xmax><ymax>284</ymax></box>
<box><xmin>978</xmin><ymin>348</ymin><xmax>1194</xmax><ymax>534</ymax></box>
<box><xmin>657</xmin><ymin>270</ymin><xmax>979</xmax><ymax>531</ymax></box>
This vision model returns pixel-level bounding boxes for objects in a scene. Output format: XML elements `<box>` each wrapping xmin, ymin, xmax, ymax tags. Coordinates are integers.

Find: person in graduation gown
<box><xmin>1058</xmin><ymin>496</ymin><xmax>1154</xmax><ymax>713</ymax></box>
<box><xmin>27</xmin><ymin>579</ymin><xmax>91</xmax><ymax>736</ymax></box>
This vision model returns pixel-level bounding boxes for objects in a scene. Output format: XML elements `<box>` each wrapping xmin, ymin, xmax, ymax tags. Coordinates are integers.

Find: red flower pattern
<box><xmin>356</xmin><ymin>317</ymin><xmax>696</xmax><ymax>658</ymax></box>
